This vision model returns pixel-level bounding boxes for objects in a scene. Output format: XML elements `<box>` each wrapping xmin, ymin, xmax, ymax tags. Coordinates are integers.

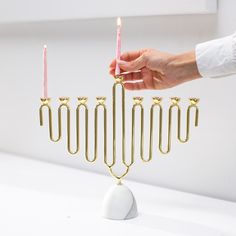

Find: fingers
<box><xmin>109</xmin><ymin>64</ymin><xmax>116</xmax><ymax>76</ymax></box>
<box><xmin>109</xmin><ymin>50</ymin><xmax>146</xmax><ymax>76</ymax></box>
<box><xmin>110</xmin><ymin>67</ymin><xmax>155</xmax><ymax>90</ymax></box>
<box><xmin>124</xmin><ymin>81</ymin><xmax>146</xmax><ymax>90</ymax></box>
<box><xmin>123</xmin><ymin>71</ymin><xmax>142</xmax><ymax>81</ymax></box>
<box><xmin>110</xmin><ymin>69</ymin><xmax>142</xmax><ymax>82</ymax></box>
<box><xmin>118</xmin><ymin>55</ymin><xmax>146</xmax><ymax>72</ymax></box>
<box><xmin>120</xmin><ymin>50</ymin><xmax>145</xmax><ymax>61</ymax></box>
<box><xmin>140</xmin><ymin>68</ymin><xmax>154</xmax><ymax>89</ymax></box>
<box><xmin>123</xmin><ymin>69</ymin><xmax>148</xmax><ymax>90</ymax></box>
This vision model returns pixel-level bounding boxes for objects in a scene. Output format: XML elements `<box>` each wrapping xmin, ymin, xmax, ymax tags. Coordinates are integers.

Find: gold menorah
<box><xmin>39</xmin><ymin>76</ymin><xmax>199</xmax><ymax>181</ymax></box>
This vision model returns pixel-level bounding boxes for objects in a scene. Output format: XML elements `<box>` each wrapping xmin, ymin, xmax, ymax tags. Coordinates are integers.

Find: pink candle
<box><xmin>43</xmin><ymin>45</ymin><xmax>48</xmax><ymax>98</ymax></box>
<box><xmin>115</xmin><ymin>17</ymin><xmax>122</xmax><ymax>76</ymax></box>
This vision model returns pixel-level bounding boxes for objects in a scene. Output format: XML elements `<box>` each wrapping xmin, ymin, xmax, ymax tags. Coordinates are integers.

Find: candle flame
<box><xmin>117</xmin><ymin>17</ymin><xmax>121</xmax><ymax>26</ymax></box>
<box><xmin>44</xmin><ymin>45</ymin><xmax>47</xmax><ymax>49</ymax></box>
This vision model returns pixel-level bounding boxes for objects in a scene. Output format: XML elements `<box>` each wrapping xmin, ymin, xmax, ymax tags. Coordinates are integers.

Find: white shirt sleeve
<box><xmin>195</xmin><ymin>33</ymin><xmax>236</xmax><ymax>78</ymax></box>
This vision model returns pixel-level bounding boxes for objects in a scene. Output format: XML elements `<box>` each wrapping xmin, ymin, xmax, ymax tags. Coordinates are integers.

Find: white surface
<box><xmin>102</xmin><ymin>183</ymin><xmax>138</xmax><ymax>220</ymax></box>
<box><xmin>0</xmin><ymin>152</ymin><xmax>235</xmax><ymax>236</ymax></box>
<box><xmin>0</xmin><ymin>0</ymin><xmax>217</xmax><ymax>23</ymax></box>
<box><xmin>0</xmin><ymin>0</ymin><xmax>236</xmax><ymax>202</ymax></box>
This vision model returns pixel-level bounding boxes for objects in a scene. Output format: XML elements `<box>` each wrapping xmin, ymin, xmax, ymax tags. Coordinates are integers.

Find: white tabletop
<box><xmin>0</xmin><ymin>152</ymin><xmax>235</xmax><ymax>236</ymax></box>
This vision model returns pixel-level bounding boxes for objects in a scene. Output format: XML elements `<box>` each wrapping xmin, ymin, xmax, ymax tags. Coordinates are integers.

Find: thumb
<box><xmin>117</xmin><ymin>55</ymin><xmax>146</xmax><ymax>71</ymax></box>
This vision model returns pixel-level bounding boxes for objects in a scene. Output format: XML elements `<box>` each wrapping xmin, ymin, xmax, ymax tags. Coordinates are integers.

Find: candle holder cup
<box><xmin>39</xmin><ymin>76</ymin><xmax>199</xmax><ymax>220</ymax></box>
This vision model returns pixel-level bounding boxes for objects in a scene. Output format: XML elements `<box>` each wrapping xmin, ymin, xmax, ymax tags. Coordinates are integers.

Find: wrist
<box><xmin>168</xmin><ymin>50</ymin><xmax>202</xmax><ymax>82</ymax></box>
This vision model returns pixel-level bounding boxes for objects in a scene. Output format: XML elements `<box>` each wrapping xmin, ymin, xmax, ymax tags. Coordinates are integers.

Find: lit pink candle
<box><xmin>115</xmin><ymin>17</ymin><xmax>122</xmax><ymax>76</ymax></box>
<box><xmin>43</xmin><ymin>45</ymin><xmax>48</xmax><ymax>98</ymax></box>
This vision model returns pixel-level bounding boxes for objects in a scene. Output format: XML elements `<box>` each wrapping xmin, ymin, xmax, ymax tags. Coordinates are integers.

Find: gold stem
<box><xmin>85</xmin><ymin>103</ymin><xmax>107</xmax><ymax>162</ymax></box>
<box><xmin>159</xmin><ymin>104</ymin><xmax>175</xmax><ymax>154</ymax></box>
<box><xmin>107</xmin><ymin>76</ymin><xmax>131</xmax><ymax>180</ymax></box>
<box><xmin>39</xmin><ymin>103</ymin><xmax>62</xmax><ymax>142</ymax></box>
<box><xmin>131</xmin><ymin>102</ymin><xmax>153</xmax><ymax>163</ymax></box>
<box><xmin>178</xmin><ymin>104</ymin><xmax>199</xmax><ymax>143</ymax></box>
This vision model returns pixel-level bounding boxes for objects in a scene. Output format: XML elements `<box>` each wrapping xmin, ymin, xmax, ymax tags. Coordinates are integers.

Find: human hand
<box><xmin>109</xmin><ymin>49</ymin><xmax>201</xmax><ymax>90</ymax></box>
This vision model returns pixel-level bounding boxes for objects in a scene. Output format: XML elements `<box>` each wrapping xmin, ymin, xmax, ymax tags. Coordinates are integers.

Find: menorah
<box><xmin>39</xmin><ymin>75</ymin><xmax>199</xmax><ymax>220</ymax></box>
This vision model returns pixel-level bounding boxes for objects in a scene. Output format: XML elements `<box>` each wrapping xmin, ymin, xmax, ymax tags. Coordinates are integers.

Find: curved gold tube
<box><xmin>112</xmin><ymin>77</ymin><xmax>128</xmax><ymax>167</ymax></box>
<box><xmin>55</xmin><ymin>97</ymin><xmax>79</xmax><ymax>155</ymax></box>
<box><xmin>39</xmin><ymin>98</ymin><xmax>61</xmax><ymax>142</ymax></box>
<box><xmin>58</xmin><ymin>97</ymin><xmax>80</xmax><ymax>155</ymax></box>
<box><xmin>95</xmin><ymin>97</ymin><xmax>108</xmax><ymax>166</ymax></box>
<box><xmin>108</xmin><ymin>166</ymin><xmax>130</xmax><ymax>180</ymax></box>
<box><xmin>104</xmin><ymin>76</ymin><xmax>132</xmax><ymax>181</ymax></box>
<box><xmin>82</xmin><ymin>97</ymin><xmax>107</xmax><ymax>163</ymax></box>
<box><xmin>131</xmin><ymin>97</ymin><xmax>153</xmax><ymax>163</ymax></box>
<box><xmin>131</xmin><ymin>103</ymin><xmax>141</xmax><ymax>163</ymax></box>
<box><xmin>159</xmin><ymin>97</ymin><xmax>180</xmax><ymax>154</ymax></box>
<box><xmin>177</xmin><ymin>98</ymin><xmax>199</xmax><ymax>143</ymax></box>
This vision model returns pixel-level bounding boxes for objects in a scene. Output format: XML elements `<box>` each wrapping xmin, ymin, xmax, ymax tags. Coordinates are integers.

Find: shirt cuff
<box><xmin>195</xmin><ymin>33</ymin><xmax>236</xmax><ymax>78</ymax></box>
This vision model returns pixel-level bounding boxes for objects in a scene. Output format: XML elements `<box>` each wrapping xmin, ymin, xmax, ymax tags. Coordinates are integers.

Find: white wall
<box><xmin>0</xmin><ymin>0</ymin><xmax>236</xmax><ymax>202</ymax></box>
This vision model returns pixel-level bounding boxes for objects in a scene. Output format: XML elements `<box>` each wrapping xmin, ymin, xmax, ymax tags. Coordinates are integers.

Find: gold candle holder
<box><xmin>39</xmin><ymin>76</ymin><xmax>199</xmax><ymax>182</ymax></box>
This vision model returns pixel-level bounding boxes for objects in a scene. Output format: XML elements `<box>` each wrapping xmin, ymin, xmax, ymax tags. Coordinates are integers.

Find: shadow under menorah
<box><xmin>39</xmin><ymin>76</ymin><xmax>199</xmax><ymax>220</ymax></box>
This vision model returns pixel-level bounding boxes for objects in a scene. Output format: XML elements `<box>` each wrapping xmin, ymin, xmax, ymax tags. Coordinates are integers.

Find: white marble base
<box><xmin>102</xmin><ymin>182</ymin><xmax>138</xmax><ymax>220</ymax></box>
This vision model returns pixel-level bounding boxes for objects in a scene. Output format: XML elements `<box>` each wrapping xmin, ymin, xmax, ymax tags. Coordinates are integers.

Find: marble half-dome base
<box><xmin>102</xmin><ymin>182</ymin><xmax>138</xmax><ymax>220</ymax></box>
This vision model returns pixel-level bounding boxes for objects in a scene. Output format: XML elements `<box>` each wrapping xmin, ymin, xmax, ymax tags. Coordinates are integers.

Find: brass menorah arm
<box><xmin>39</xmin><ymin>98</ymin><xmax>62</xmax><ymax>142</ymax></box>
<box><xmin>132</xmin><ymin>97</ymin><xmax>153</xmax><ymax>163</ymax></box>
<box><xmin>85</xmin><ymin>97</ymin><xmax>107</xmax><ymax>163</ymax></box>
<box><xmin>177</xmin><ymin>98</ymin><xmax>199</xmax><ymax>143</ymax></box>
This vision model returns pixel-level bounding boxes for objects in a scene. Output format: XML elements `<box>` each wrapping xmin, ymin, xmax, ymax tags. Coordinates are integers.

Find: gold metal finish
<box><xmin>152</xmin><ymin>97</ymin><xmax>162</xmax><ymax>104</ymax></box>
<box><xmin>77</xmin><ymin>97</ymin><xmax>88</xmax><ymax>104</ymax></box>
<box><xmin>39</xmin><ymin>77</ymin><xmax>199</xmax><ymax>181</ymax></box>
<box><xmin>132</xmin><ymin>97</ymin><xmax>153</xmax><ymax>162</ymax></box>
<box><xmin>58</xmin><ymin>97</ymin><xmax>79</xmax><ymax>155</ymax></box>
<box><xmin>177</xmin><ymin>98</ymin><xmax>199</xmax><ymax>143</ymax></box>
<box><xmin>96</xmin><ymin>97</ymin><xmax>106</xmax><ymax>105</ymax></box>
<box><xmin>40</xmin><ymin>97</ymin><xmax>51</xmax><ymax>104</ymax></box>
<box><xmin>171</xmin><ymin>97</ymin><xmax>180</xmax><ymax>104</ymax></box>
<box><xmin>158</xmin><ymin>97</ymin><xmax>180</xmax><ymax>154</ymax></box>
<box><xmin>77</xmin><ymin>96</ymin><xmax>107</xmax><ymax>162</ymax></box>
<box><xmin>106</xmin><ymin>76</ymin><xmax>131</xmax><ymax>180</ymax></box>
<box><xmin>39</xmin><ymin>97</ymin><xmax>61</xmax><ymax>142</ymax></box>
<box><xmin>59</xmin><ymin>97</ymin><xmax>70</xmax><ymax>104</ymax></box>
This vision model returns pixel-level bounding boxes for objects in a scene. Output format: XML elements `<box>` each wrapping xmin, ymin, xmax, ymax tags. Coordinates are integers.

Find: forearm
<box><xmin>167</xmin><ymin>50</ymin><xmax>202</xmax><ymax>83</ymax></box>
<box><xmin>166</xmin><ymin>33</ymin><xmax>236</xmax><ymax>83</ymax></box>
